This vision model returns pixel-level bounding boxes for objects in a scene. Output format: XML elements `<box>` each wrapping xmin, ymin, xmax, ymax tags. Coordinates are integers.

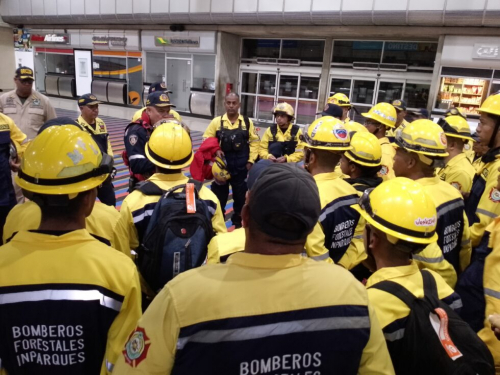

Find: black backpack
<box><xmin>369</xmin><ymin>270</ymin><xmax>494</xmax><ymax>375</ymax></box>
<box><xmin>137</xmin><ymin>180</ymin><xmax>214</xmax><ymax>294</ymax></box>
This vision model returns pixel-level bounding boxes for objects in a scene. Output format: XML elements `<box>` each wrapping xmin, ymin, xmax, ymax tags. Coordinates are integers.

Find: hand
<box><xmin>268</xmin><ymin>155</ymin><xmax>277</xmax><ymax>162</ymax></box>
<box><xmin>9</xmin><ymin>156</ymin><xmax>20</xmax><ymax>173</ymax></box>
<box><xmin>215</xmin><ymin>150</ymin><xmax>224</xmax><ymax>158</ymax></box>
<box><xmin>462</xmin><ymin>192</ymin><xmax>470</xmax><ymax>201</ymax></box>
<box><xmin>110</xmin><ymin>167</ymin><xmax>117</xmax><ymax>179</ymax></box>
<box><xmin>246</xmin><ymin>162</ymin><xmax>253</xmax><ymax>171</ymax></box>
<box><xmin>276</xmin><ymin>156</ymin><xmax>287</xmax><ymax>163</ymax></box>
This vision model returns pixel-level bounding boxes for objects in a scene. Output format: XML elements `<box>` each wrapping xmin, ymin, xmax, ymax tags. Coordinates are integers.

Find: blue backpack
<box><xmin>137</xmin><ymin>179</ymin><xmax>214</xmax><ymax>293</ymax></box>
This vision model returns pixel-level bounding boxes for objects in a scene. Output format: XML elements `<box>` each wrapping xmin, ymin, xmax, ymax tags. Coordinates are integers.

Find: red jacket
<box><xmin>190</xmin><ymin>137</ymin><xmax>220</xmax><ymax>182</ymax></box>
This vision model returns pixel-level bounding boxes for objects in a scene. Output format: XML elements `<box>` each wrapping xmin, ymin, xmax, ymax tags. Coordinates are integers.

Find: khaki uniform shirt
<box><xmin>0</xmin><ymin>89</ymin><xmax>57</xmax><ymax>140</ymax></box>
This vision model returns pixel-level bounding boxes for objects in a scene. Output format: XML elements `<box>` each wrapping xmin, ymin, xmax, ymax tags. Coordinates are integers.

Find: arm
<box><xmin>258</xmin><ymin>129</ymin><xmax>272</xmax><ymax>160</ymax></box>
<box><xmin>112</xmin><ymin>200</ymin><xmax>139</xmax><ymax>256</ymax></box>
<box><xmin>210</xmin><ymin>197</ymin><xmax>228</xmax><ymax>235</ymax></box>
<box><xmin>412</xmin><ymin>242</ymin><xmax>457</xmax><ymax>288</ymax></box>
<box><xmin>445</xmin><ymin>169</ymin><xmax>473</xmax><ymax>194</ymax></box>
<box><xmin>207</xmin><ymin>235</ymin><xmax>220</xmax><ymax>264</ymax></box>
<box><xmin>203</xmin><ymin>118</ymin><xmax>219</xmax><ymax>139</ymax></box>
<box><xmin>7</xmin><ymin>116</ymin><xmax>28</xmax><ymax>154</ymax></box>
<box><xmin>247</xmin><ymin>118</ymin><xmax>260</xmax><ymax>163</ymax></box>
<box><xmin>459</xmin><ymin>212</ymin><xmax>472</xmax><ymax>273</ymax></box>
<box><xmin>112</xmin><ymin>286</ymin><xmax>180</xmax><ymax>374</ymax></box>
<box><xmin>286</xmin><ymin>129</ymin><xmax>305</xmax><ymax>163</ymax></box>
<box><xmin>337</xmin><ymin>216</ymin><xmax>367</xmax><ymax>270</ymax></box>
<box><xmin>304</xmin><ymin>222</ymin><xmax>334</xmax><ymax>263</ymax></box>
<box><xmin>470</xmin><ymin>167</ymin><xmax>500</xmax><ymax>248</ymax></box>
<box><xmin>103</xmin><ymin>264</ymin><xmax>142</xmax><ymax>374</ymax></box>
<box><xmin>125</xmin><ymin>126</ymin><xmax>155</xmax><ymax>175</ymax></box>
<box><xmin>358</xmin><ymin>304</ymin><xmax>396</xmax><ymax>375</ymax></box>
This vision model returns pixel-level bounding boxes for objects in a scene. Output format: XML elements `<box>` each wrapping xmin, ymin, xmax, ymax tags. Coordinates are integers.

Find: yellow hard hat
<box><xmin>439</xmin><ymin>115</ymin><xmax>474</xmax><ymax>142</ymax></box>
<box><xmin>345</xmin><ymin>132</ymin><xmax>382</xmax><ymax>167</ymax></box>
<box><xmin>273</xmin><ymin>102</ymin><xmax>295</xmax><ymax>118</ymax></box>
<box><xmin>478</xmin><ymin>93</ymin><xmax>500</xmax><ymax>117</ymax></box>
<box><xmin>445</xmin><ymin>107</ymin><xmax>467</xmax><ymax>119</ymax></box>
<box><xmin>352</xmin><ymin>177</ymin><xmax>438</xmax><ymax>245</ymax></box>
<box><xmin>16</xmin><ymin>125</ymin><xmax>112</xmax><ymax>195</ymax></box>
<box><xmin>212</xmin><ymin>156</ymin><xmax>231</xmax><ymax>183</ymax></box>
<box><xmin>345</xmin><ymin>121</ymin><xmax>368</xmax><ymax>135</ymax></box>
<box><xmin>328</xmin><ymin>93</ymin><xmax>351</xmax><ymax>107</ymax></box>
<box><xmin>394</xmin><ymin>119</ymin><xmax>449</xmax><ymax>157</ymax></box>
<box><xmin>302</xmin><ymin>116</ymin><xmax>352</xmax><ymax>151</ymax></box>
<box><xmin>362</xmin><ymin>103</ymin><xmax>397</xmax><ymax>128</ymax></box>
<box><xmin>145</xmin><ymin>121</ymin><xmax>193</xmax><ymax>169</ymax></box>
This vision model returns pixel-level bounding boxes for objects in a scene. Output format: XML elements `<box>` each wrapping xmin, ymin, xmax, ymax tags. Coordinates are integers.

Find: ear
<box><xmin>407</xmin><ymin>153</ymin><xmax>419</xmax><ymax>169</ymax></box>
<box><xmin>242</xmin><ymin>203</ymin><xmax>250</xmax><ymax>229</ymax></box>
<box><xmin>81</xmin><ymin>188</ymin><xmax>97</xmax><ymax>218</ymax></box>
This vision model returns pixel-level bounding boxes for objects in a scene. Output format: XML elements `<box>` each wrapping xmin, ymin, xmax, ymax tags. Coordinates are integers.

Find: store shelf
<box><xmin>461</xmin><ymin>93</ymin><xmax>483</xmax><ymax>96</ymax></box>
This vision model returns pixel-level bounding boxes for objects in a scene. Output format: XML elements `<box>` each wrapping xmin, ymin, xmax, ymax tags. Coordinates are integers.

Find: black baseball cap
<box><xmin>411</xmin><ymin>108</ymin><xmax>429</xmax><ymax>118</ymax></box>
<box><xmin>320</xmin><ymin>103</ymin><xmax>344</xmax><ymax>118</ymax></box>
<box><xmin>15</xmin><ymin>66</ymin><xmax>34</xmax><ymax>80</ymax></box>
<box><xmin>248</xmin><ymin>163</ymin><xmax>321</xmax><ymax>241</ymax></box>
<box><xmin>146</xmin><ymin>92</ymin><xmax>176</xmax><ymax>108</ymax></box>
<box><xmin>392</xmin><ymin>99</ymin><xmax>407</xmax><ymax>111</ymax></box>
<box><xmin>148</xmin><ymin>81</ymin><xmax>172</xmax><ymax>94</ymax></box>
<box><xmin>78</xmin><ymin>93</ymin><xmax>102</xmax><ymax>106</ymax></box>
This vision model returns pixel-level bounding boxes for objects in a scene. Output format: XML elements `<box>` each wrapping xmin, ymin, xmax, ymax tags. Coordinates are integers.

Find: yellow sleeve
<box><xmin>286</xmin><ymin>128</ymin><xmax>305</xmax><ymax>163</ymax></box>
<box><xmin>203</xmin><ymin>118</ymin><xmax>219</xmax><ymax>139</ymax></box>
<box><xmin>470</xmin><ymin>166</ymin><xmax>500</xmax><ymax>248</ymax></box>
<box><xmin>444</xmin><ymin>168</ymin><xmax>473</xmax><ymax>194</ymax></box>
<box><xmin>358</xmin><ymin>304</ymin><xmax>396</xmax><ymax>375</ymax></box>
<box><xmin>459</xmin><ymin>212</ymin><xmax>472</xmax><ymax>273</ymax></box>
<box><xmin>478</xmin><ymin>221</ymin><xmax>500</xmax><ymax>371</ymax></box>
<box><xmin>207</xmin><ymin>235</ymin><xmax>220</xmax><ymax>264</ymax></box>
<box><xmin>258</xmin><ymin>128</ymin><xmax>272</xmax><ymax>160</ymax></box>
<box><xmin>338</xmin><ymin>216</ymin><xmax>367</xmax><ymax>270</ymax></box>
<box><xmin>171</xmin><ymin>110</ymin><xmax>182</xmax><ymax>122</ymax></box>
<box><xmin>247</xmin><ymin>118</ymin><xmax>260</xmax><ymax>163</ymax></box>
<box><xmin>412</xmin><ymin>242</ymin><xmax>457</xmax><ymax>288</ymax></box>
<box><xmin>378</xmin><ymin>150</ymin><xmax>395</xmax><ymax>181</ymax></box>
<box><xmin>113</xmin><ymin>200</ymin><xmax>139</xmax><ymax>256</ymax></box>
<box><xmin>7</xmin><ymin>116</ymin><xmax>27</xmax><ymax>153</ymax></box>
<box><xmin>200</xmin><ymin>187</ymin><xmax>227</xmax><ymax>235</ymax></box>
<box><xmin>304</xmin><ymin>222</ymin><xmax>334</xmax><ymax>263</ymax></box>
<box><xmin>113</xmin><ymin>286</ymin><xmax>180</xmax><ymax>374</ymax></box>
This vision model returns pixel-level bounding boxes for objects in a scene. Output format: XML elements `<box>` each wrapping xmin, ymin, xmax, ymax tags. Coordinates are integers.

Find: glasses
<box><xmin>16</xmin><ymin>78</ymin><xmax>33</xmax><ymax>86</ymax></box>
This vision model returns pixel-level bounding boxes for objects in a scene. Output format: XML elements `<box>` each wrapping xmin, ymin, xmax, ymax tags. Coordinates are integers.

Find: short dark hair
<box><xmin>349</xmin><ymin>161</ymin><xmax>382</xmax><ymax>178</ymax></box>
<box><xmin>38</xmin><ymin>191</ymin><xmax>89</xmax><ymax>222</ymax></box>
<box><xmin>312</xmin><ymin>148</ymin><xmax>341</xmax><ymax>169</ymax></box>
<box><xmin>225</xmin><ymin>92</ymin><xmax>240</xmax><ymax>101</ymax></box>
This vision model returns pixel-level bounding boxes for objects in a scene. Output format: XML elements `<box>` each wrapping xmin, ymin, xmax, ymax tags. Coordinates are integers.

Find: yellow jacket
<box><xmin>207</xmin><ymin>227</ymin><xmax>245</xmax><ymax>262</ymax></box>
<box><xmin>113</xmin><ymin>253</ymin><xmax>395</xmax><ymax>375</ymax></box>
<box><xmin>378</xmin><ymin>137</ymin><xmax>396</xmax><ymax>181</ymax></box>
<box><xmin>367</xmin><ymin>262</ymin><xmax>461</xmax><ymax>368</ymax></box>
<box><xmin>258</xmin><ymin>124</ymin><xmax>304</xmax><ymax>162</ymax></box>
<box><xmin>203</xmin><ymin>114</ymin><xmax>260</xmax><ymax>163</ymax></box>
<box><xmin>0</xmin><ymin>229</ymin><xmax>141</xmax><ymax>375</ymax></box>
<box><xmin>479</xmin><ymin>217</ymin><xmax>500</xmax><ymax>372</ymax></box>
<box><xmin>76</xmin><ymin>115</ymin><xmax>113</xmax><ymax>156</ymax></box>
<box><xmin>418</xmin><ymin>176</ymin><xmax>471</xmax><ymax>274</ymax></box>
<box><xmin>412</xmin><ymin>242</ymin><xmax>457</xmax><ymax>288</ymax></box>
<box><xmin>305</xmin><ymin>172</ymin><xmax>366</xmax><ymax>269</ymax></box>
<box><xmin>0</xmin><ymin>112</ymin><xmax>28</xmax><ymax>155</ymax></box>
<box><xmin>131</xmin><ymin>107</ymin><xmax>182</xmax><ymax>123</ymax></box>
<box><xmin>113</xmin><ymin>172</ymin><xmax>227</xmax><ymax>257</ymax></box>
<box><xmin>3</xmin><ymin>201</ymin><xmax>120</xmax><ymax>249</ymax></box>
<box><xmin>437</xmin><ymin>152</ymin><xmax>476</xmax><ymax>194</ymax></box>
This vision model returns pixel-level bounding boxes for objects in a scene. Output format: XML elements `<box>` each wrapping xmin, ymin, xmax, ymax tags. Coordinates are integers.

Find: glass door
<box><xmin>256</xmin><ymin>73</ymin><xmax>277</xmax><ymax>122</ymax></box>
<box><xmin>34</xmin><ymin>52</ymin><xmax>46</xmax><ymax>93</ymax></box>
<box><xmin>375</xmin><ymin>80</ymin><xmax>404</xmax><ymax>104</ymax></box>
<box><xmin>166</xmin><ymin>58</ymin><xmax>192</xmax><ymax>112</ymax></box>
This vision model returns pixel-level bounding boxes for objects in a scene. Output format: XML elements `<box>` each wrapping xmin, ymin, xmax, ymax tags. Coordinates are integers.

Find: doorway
<box><xmin>166</xmin><ymin>58</ymin><xmax>192</xmax><ymax>112</ymax></box>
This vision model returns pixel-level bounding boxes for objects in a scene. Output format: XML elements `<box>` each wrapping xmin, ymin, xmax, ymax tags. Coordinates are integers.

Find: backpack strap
<box><xmin>270</xmin><ymin>125</ymin><xmax>278</xmax><ymax>142</ymax></box>
<box><xmin>291</xmin><ymin>125</ymin><xmax>299</xmax><ymax>139</ymax></box>
<box><xmin>138</xmin><ymin>181</ymin><xmax>164</xmax><ymax>196</ymax></box>
<box><xmin>368</xmin><ymin>280</ymin><xmax>417</xmax><ymax>308</ymax></box>
<box><xmin>243</xmin><ymin>116</ymin><xmax>251</xmax><ymax>137</ymax></box>
<box><xmin>421</xmin><ymin>270</ymin><xmax>439</xmax><ymax>300</ymax></box>
<box><xmin>187</xmin><ymin>178</ymin><xmax>204</xmax><ymax>193</ymax></box>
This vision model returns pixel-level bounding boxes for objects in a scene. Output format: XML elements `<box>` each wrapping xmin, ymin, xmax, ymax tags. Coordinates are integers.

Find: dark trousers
<box><xmin>211</xmin><ymin>170</ymin><xmax>247</xmax><ymax>228</ymax></box>
<box><xmin>98</xmin><ymin>179</ymin><xmax>116</xmax><ymax>207</ymax></box>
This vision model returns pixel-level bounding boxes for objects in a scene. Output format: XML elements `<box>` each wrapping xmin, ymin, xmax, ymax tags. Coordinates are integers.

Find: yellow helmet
<box><xmin>362</xmin><ymin>103</ymin><xmax>397</xmax><ymax>128</ymax></box>
<box><xmin>352</xmin><ymin>177</ymin><xmax>438</xmax><ymax>245</ymax></box>
<box><xmin>478</xmin><ymin>93</ymin><xmax>500</xmax><ymax>117</ymax></box>
<box><xmin>302</xmin><ymin>117</ymin><xmax>352</xmax><ymax>151</ymax></box>
<box><xmin>212</xmin><ymin>156</ymin><xmax>231</xmax><ymax>183</ymax></box>
<box><xmin>16</xmin><ymin>125</ymin><xmax>112</xmax><ymax>195</ymax></box>
<box><xmin>345</xmin><ymin>132</ymin><xmax>382</xmax><ymax>167</ymax></box>
<box><xmin>439</xmin><ymin>115</ymin><xmax>474</xmax><ymax>142</ymax></box>
<box><xmin>145</xmin><ymin>121</ymin><xmax>193</xmax><ymax>169</ymax></box>
<box><xmin>394</xmin><ymin>119</ymin><xmax>449</xmax><ymax>158</ymax></box>
<box><xmin>345</xmin><ymin>121</ymin><xmax>368</xmax><ymax>135</ymax></box>
<box><xmin>328</xmin><ymin>93</ymin><xmax>351</xmax><ymax>107</ymax></box>
<box><xmin>445</xmin><ymin>107</ymin><xmax>467</xmax><ymax>119</ymax></box>
<box><xmin>273</xmin><ymin>102</ymin><xmax>295</xmax><ymax>118</ymax></box>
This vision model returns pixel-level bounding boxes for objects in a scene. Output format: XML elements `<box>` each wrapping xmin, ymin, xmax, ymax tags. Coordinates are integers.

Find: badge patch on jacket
<box><xmin>129</xmin><ymin>135</ymin><xmax>138</xmax><ymax>146</ymax></box>
<box><xmin>123</xmin><ymin>327</ymin><xmax>151</xmax><ymax>368</ymax></box>
<box><xmin>489</xmin><ymin>188</ymin><xmax>500</xmax><ymax>203</ymax></box>
<box><xmin>379</xmin><ymin>165</ymin><xmax>389</xmax><ymax>175</ymax></box>
<box><xmin>450</xmin><ymin>182</ymin><xmax>462</xmax><ymax>191</ymax></box>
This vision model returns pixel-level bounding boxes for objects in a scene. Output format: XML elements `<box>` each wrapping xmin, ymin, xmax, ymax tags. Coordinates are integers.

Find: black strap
<box><xmin>291</xmin><ymin>125</ymin><xmax>299</xmax><ymax>138</ymax></box>
<box><xmin>368</xmin><ymin>279</ymin><xmax>417</xmax><ymax>308</ymax></box>
<box><xmin>270</xmin><ymin>125</ymin><xmax>278</xmax><ymax>142</ymax></box>
<box><xmin>138</xmin><ymin>179</ymin><xmax>203</xmax><ymax>197</ymax></box>
<box><xmin>421</xmin><ymin>269</ymin><xmax>439</xmax><ymax>300</ymax></box>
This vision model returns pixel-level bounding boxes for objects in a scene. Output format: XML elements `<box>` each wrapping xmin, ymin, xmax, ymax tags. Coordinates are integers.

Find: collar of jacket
<box><xmin>481</xmin><ymin>146</ymin><xmax>500</xmax><ymax>164</ymax></box>
<box><xmin>227</xmin><ymin>252</ymin><xmax>304</xmax><ymax>269</ymax></box>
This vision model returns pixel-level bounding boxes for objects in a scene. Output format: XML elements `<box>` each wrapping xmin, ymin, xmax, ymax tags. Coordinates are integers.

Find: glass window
<box><xmin>296</xmin><ymin>100</ymin><xmax>317</xmax><ymax>125</ymax></box>
<box><xmin>330</xmin><ymin>78</ymin><xmax>351</xmax><ymax>97</ymax></box>
<box><xmin>242</xmin><ymin>39</ymin><xmax>280</xmax><ymax>59</ymax></box>
<box><xmin>352</xmin><ymin>80</ymin><xmax>375</xmax><ymax>104</ymax></box>
<box><xmin>256</xmin><ymin>96</ymin><xmax>275</xmax><ymax>121</ymax></box>
<box><xmin>332</xmin><ymin>41</ymin><xmax>383</xmax><ymax>64</ymax></box>
<box><xmin>240</xmin><ymin>95</ymin><xmax>255</xmax><ymax>118</ymax></box>
<box><xmin>405</xmin><ymin>83</ymin><xmax>430</xmax><ymax>109</ymax></box>
<box><xmin>146</xmin><ymin>52</ymin><xmax>165</xmax><ymax>83</ymax></box>
<box><xmin>93</xmin><ymin>56</ymin><xmax>127</xmax><ymax>79</ymax></box>
<box><xmin>258</xmin><ymin>74</ymin><xmax>277</xmax><ymax>95</ymax></box>
<box><xmin>490</xmin><ymin>82</ymin><xmax>500</xmax><ymax>96</ymax></box>
<box><xmin>281</xmin><ymin>40</ymin><xmax>325</xmax><ymax>62</ymax></box>
<box><xmin>278</xmin><ymin>75</ymin><xmax>299</xmax><ymax>97</ymax></box>
<box><xmin>241</xmin><ymin>72</ymin><xmax>258</xmax><ymax>94</ymax></box>
<box><xmin>193</xmin><ymin>54</ymin><xmax>215</xmax><ymax>90</ymax></box>
<box><xmin>382</xmin><ymin>42</ymin><xmax>437</xmax><ymax>68</ymax></box>
<box><xmin>127</xmin><ymin>57</ymin><xmax>143</xmax><ymax>105</ymax></box>
<box><xmin>376</xmin><ymin>81</ymin><xmax>403</xmax><ymax>103</ymax></box>
<box><xmin>299</xmin><ymin>77</ymin><xmax>320</xmax><ymax>100</ymax></box>
<box><xmin>46</xmin><ymin>54</ymin><xmax>75</xmax><ymax>75</ymax></box>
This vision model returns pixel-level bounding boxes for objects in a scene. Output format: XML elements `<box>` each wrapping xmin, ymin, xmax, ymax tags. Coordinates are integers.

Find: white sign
<box><xmin>473</xmin><ymin>44</ymin><xmax>500</xmax><ymax>59</ymax></box>
<box><xmin>44</xmin><ymin>34</ymin><xmax>66</xmax><ymax>43</ymax></box>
